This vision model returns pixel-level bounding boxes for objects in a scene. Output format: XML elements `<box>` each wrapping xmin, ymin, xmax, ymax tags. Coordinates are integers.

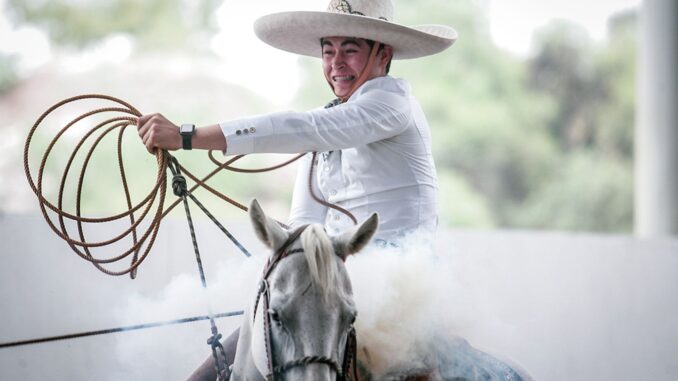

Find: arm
<box><xmin>221</xmin><ymin>87</ymin><xmax>411</xmax><ymax>155</ymax></box>
<box><xmin>137</xmin><ymin>81</ymin><xmax>411</xmax><ymax>155</ymax></box>
<box><xmin>136</xmin><ymin>114</ymin><xmax>226</xmax><ymax>153</ymax></box>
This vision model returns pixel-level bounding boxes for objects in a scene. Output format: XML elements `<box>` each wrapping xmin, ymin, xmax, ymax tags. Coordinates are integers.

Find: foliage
<box><xmin>7</xmin><ymin>0</ymin><xmax>638</xmax><ymax>233</ymax></box>
<box><xmin>6</xmin><ymin>0</ymin><xmax>221</xmax><ymax>49</ymax></box>
<box><xmin>512</xmin><ymin>151</ymin><xmax>633</xmax><ymax>232</ymax></box>
<box><xmin>0</xmin><ymin>54</ymin><xmax>18</xmax><ymax>94</ymax></box>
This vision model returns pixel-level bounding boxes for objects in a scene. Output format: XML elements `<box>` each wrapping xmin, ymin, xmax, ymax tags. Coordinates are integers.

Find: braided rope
<box><xmin>23</xmin><ymin>94</ymin><xmax>304</xmax><ymax>277</ymax></box>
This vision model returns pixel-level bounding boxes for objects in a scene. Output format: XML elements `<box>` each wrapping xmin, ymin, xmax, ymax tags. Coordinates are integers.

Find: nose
<box><xmin>331</xmin><ymin>52</ymin><xmax>345</xmax><ymax>70</ymax></box>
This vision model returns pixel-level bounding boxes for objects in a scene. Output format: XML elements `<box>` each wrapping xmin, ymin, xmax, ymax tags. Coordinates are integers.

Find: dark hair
<box><xmin>365</xmin><ymin>39</ymin><xmax>392</xmax><ymax>75</ymax></box>
<box><xmin>319</xmin><ymin>38</ymin><xmax>393</xmax><ymax>74</ymax></box>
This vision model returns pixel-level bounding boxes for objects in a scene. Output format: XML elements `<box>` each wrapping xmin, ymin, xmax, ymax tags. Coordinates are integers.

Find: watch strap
<box><xmin>180</xmin><ymin>124</ymin><xmax>195</xmax><ymax>150</ymax></box>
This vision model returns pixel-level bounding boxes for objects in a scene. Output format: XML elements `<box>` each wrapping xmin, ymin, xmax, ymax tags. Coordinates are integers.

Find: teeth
<box><xmin>333</xmin><ymin>76</ymin><xmax>354</xmax><ymax>81</ymax></box>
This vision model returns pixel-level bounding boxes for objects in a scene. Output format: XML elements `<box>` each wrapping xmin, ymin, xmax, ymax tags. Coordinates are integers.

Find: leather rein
<box><xmin>251</xmin><ymin>225</ymin><xmax>358</xmax><ymax>381</ymax></box>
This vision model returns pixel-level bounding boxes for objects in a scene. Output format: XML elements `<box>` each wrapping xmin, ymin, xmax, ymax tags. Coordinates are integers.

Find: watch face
<box><xmin>180</xmin><ymin>124</ymin><xmax>194</xmax><ymax>134</ymax></box>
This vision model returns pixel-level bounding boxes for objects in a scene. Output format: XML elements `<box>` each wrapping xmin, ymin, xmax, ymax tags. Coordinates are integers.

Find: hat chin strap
<box><xmin>333</xmin><ymin>43</ymin><xmax>382</xmax><ymax>103</ymax></box>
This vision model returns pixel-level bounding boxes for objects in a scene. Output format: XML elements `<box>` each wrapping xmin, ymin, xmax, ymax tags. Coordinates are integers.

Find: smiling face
<box><xmin>321</xmin><ymin>36</ymin><xmax>392</xmax><ymax>99</ymax></box>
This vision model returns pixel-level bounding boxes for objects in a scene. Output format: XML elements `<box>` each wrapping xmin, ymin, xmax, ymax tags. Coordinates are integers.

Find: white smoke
<box><xmin>109</xmin><ymin>253</ymin><xmax>267</xmax><ymax>381</ymax></box>
<box><xmin>346</xmin><ymin>232</ymin><xmax>470</xmax><ymax>378</ymax></box>
<box><xmin>108</xmin><ymin>231</ymin><xmax>513</xmax><ymax>380</ymax></box>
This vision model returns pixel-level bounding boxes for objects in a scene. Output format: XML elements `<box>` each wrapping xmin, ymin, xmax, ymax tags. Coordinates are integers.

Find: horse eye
<box><xmin>268</xmin><ymin>308</ymin><xmax>281</xmax><ymax>323</ymax></box>
<box><xmin>349</xmin><ymin>311</ymin><xmax>358</xmax><ymax>324</ymax></box>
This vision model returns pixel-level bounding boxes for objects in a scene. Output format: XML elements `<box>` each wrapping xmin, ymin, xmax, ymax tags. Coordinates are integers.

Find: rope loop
<box><xmin>24</xmin><ymin>94</ymin><xmax>306</xmax><ymax>277</ymax></box>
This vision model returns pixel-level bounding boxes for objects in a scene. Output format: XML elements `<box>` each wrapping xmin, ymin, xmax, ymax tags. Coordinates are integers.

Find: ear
<box><xmin>334</xmin><ymin>213</ymin><xmax>379</xmax><ymax>260</ymax></box>
<box><xmin>249</xmin><ymin>199</ymin><xmax>289</xmax><ymax>251</ymax></box>
<box><xmin>380</xmin><ymin>45</ymin><xmax>393</xmax><ymax>63</ymax></box>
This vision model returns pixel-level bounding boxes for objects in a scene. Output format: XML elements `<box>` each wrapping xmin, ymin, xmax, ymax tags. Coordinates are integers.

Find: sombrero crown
<box><xmin>254</xmin><ymin>0</ymin><xmax>457</xmax><ymax>60</ymax></box>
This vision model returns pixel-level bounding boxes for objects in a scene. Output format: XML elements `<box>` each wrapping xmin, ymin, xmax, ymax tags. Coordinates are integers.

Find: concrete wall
<box><xmin>635</xmin><ymin>0</ymin><xmax>678</xmax><ymax>236</ymax></box>
<box><xmin>1</xmin><ymin>214</ymin><xmax>677</xmax><ymax>380</ymax></box>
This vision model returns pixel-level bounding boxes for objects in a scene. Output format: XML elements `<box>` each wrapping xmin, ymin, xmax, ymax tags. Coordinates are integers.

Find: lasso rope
<box><xmin>23</xmin><ymin>94</ymin><xmax>305</xmax><ymax>278</ymax></box>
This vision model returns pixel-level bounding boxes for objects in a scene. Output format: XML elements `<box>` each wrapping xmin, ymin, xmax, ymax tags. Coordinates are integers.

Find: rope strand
<box><xmin>23</xmin><ymin>94</ymin><xmax>303</xmax><ymax>276</ymax></box>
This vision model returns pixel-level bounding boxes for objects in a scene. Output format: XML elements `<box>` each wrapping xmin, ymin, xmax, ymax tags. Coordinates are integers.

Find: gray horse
<box><xmin>230</xmin><ymin>199</ymin><xmax>378</xmax><ymax>380</ymax></box>
<box><xmin>226</xmin><ymin>199</ymin><xmax>531</xmax><ymax>381</ymax></box>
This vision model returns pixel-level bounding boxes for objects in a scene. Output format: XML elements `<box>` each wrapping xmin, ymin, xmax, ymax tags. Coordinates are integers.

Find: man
<box><xmin>138</xmin><ymin>0</ymin><xmax>456</xmax><ymax>244</ymax></box>
<box><xmin>137</xmin><ymin>0</ymin><xmax>456</xmax><ymax>379</ymax></box>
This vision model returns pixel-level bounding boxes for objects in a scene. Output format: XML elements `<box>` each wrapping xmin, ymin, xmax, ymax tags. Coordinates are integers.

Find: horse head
<box><xmin>231</xmin><ymin>199</ymin><xmax>378</xmax><ymax>381</ymax></box>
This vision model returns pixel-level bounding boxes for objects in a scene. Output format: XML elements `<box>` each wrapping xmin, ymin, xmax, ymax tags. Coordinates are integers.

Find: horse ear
<box><xmin>249</xmin><ymin>199</ymin><xmax>288</xmax><ymax>250</ymax></box>
<box><xmin>335</xmin><ymin>213</ymin><xmax>379</xmax><ymax>259</ymax></box>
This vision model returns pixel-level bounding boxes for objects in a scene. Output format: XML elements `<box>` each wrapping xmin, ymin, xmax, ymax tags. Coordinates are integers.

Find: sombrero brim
<box><xmin>254</xmin><ymin>11</ymin><xmax>457</xmax><ymax>60</ymax></box>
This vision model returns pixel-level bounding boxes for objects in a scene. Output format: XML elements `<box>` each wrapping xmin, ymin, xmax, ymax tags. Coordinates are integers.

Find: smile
<box><xmin>333</xmin><ymin>75</ymin><xmax>356</xmax><ymax>82</ymax></box>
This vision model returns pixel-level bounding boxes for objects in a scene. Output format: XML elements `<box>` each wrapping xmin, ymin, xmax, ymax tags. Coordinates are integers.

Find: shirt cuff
<box><xmin>219</xmin><ymin>116</ymin><xmax>272</xmax><ymax>156</ymax></box>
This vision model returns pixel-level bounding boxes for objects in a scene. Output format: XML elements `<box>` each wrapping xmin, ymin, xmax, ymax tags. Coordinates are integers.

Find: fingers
<box><xmin>136</xmin><ymin>113</ymin><xmax>181</xmax><ymax>154</ymax></box>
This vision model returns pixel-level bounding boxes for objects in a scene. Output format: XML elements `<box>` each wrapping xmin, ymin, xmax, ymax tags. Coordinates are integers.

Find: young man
<box><xmin>137</xmin><ymin>0</ymin><xmax>456</xmax><ymax>245</ymax></box>
<box><xmin>137</xmin><ymin>0</ymin><xmax>457</xmax><ymax>379</ymax></box>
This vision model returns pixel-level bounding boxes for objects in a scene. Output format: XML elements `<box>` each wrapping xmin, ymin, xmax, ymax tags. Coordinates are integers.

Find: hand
<box><xmin>136</xmin><ymin>113</ymin><xmax>182</xmax><ymax>154</ymax></box>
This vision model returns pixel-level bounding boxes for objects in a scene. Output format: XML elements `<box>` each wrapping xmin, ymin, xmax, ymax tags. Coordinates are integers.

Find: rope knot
<box><xmin>172</xmin><ymin>173</ymin><xmax>188</xmax><ymax>197</ymax></box>
<box><xmin>207</xmin><ymin>332</ymin><xmax>223</xmax><ymax>347</ymax></box>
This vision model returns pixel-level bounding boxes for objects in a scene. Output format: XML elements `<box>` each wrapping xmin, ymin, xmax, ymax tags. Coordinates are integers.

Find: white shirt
<box><xmin>219</xmin><ymin>76</ymin><xmax>438</xmax><ymax>242</ymax></box>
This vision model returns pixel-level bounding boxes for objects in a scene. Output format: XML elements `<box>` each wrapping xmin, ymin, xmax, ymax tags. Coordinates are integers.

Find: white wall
<box><xmin>1</xmin><ymin>214</ymin><xmax>677</xmax><ymax>380</ymax></box>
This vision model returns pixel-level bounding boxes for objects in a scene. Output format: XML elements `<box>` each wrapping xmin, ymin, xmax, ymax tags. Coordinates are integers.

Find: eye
<box><xmin>348</xmin><ymin>310</ymin><xmax>358</xmax><ymax>325</ymax></box>
<box><xmin>268</xmin><ymin>308</ymin><xmax>281</xmax><ymax>324</ymax></box>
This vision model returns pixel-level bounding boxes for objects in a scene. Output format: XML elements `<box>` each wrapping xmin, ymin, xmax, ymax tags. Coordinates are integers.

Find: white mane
<box><xmin>300</xmin><ymin>224</ymin><xmax>341</xmax><ymax>300</ymax></box>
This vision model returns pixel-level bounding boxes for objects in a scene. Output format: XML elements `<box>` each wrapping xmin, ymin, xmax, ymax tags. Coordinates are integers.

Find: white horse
<box><xmin>219</xmin><ymin>199</ymin><xmax>531</xmax><ymax>381</ymax></box>
<box><xmin>230</xmin><ymin>199</ymin><xmax>378</xmax><ymax>380</ymax></box>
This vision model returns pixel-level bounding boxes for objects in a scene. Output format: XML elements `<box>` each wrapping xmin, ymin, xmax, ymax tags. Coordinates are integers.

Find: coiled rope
<box><xmin>23</xmin><ymin>94</ymin><xmax>305</xmax><ymax>278</ymax></box>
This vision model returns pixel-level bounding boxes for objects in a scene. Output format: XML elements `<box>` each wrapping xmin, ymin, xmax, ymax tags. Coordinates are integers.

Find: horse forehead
<box><xmin>270</xmin><ymin>253</ymin><xmax>352</xmax><ymax>296</ymax></box>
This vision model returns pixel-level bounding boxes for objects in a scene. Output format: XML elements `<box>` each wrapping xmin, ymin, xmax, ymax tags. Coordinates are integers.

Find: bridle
<box><xmin>252</xmin><ymin>225</ymin><xmax>359</xmax><ymax>381</ymax></box>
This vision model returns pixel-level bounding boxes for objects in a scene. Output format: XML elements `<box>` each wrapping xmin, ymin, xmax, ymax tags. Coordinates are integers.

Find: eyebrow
<box><xmin>321</xmin><ymin>38</ymin><xmax>362</xmax><ymax>48</ymax></box>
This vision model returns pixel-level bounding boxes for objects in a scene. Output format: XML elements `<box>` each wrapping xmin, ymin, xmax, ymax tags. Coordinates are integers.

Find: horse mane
<box><xmin>300</xmin><ymin>224</ymin><xmax>342</xmax><ymax>301</ymax></box>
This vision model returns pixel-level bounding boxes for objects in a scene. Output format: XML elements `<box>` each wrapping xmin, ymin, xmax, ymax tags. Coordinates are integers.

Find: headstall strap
<box><xmin>252</xmin><ymin>225</ymin><xmax>308</xmax><ymax>381</ymax></box>
<box><xmin>343</xmin><ymin>326</ymin><xmax>359</xmax><ymax>381</ymax></box>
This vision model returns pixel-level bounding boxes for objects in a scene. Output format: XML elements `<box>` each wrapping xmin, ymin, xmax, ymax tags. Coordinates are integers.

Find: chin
<box><xmin>334</xmin><ymin>88</ymin><xmax>350</xmax><ymax>98</ymax></box>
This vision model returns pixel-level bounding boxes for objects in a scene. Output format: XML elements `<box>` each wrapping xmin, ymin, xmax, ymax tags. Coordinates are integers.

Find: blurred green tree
<box><xmin>6</xmin><ymin>0</ymin><xmax>221</xmax><ymax>49</ymax></box>
<box><xmin>292</xmin><ymin>0</ymin><xmax>637</xmax><ymax>233</ymax></box>
<box><xmin>0</xmin><ymin>53</ymin><xmax>18</xmax><ymax>94</ymax></box>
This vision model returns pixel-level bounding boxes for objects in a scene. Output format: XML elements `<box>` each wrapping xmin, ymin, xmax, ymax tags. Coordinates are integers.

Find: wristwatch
<box><xmin>180</xmin><ymin>124</ymin><xmax>195</xmax><ymax>150</ymax></box>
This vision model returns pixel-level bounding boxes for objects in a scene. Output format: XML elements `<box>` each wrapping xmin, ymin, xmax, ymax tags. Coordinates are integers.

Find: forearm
<box><xmin>193</xmin><ymin>124</ymin><xmax>227</xmax><ymax>151</ymax></box>
<box><xmin>137</xmin><ymin>113</ymin><xmax>227</xmax><ymax>153</ymax></box>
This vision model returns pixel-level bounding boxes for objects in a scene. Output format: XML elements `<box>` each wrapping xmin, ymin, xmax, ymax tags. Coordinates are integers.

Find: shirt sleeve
<box><xmin>219</xmin><ymin>85</ymin><xmax>412</xmax><ymax>155</ymax></box>
<box><xmin>287</xmin><ymin>153</ymin><xmax>328</xmax><ymax>228</ymax></box>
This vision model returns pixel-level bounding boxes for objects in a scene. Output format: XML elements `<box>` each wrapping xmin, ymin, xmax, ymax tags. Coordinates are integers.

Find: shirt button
<box><xmin>236</xmin><ymin>129</ymin><xmax>242</xmax><ymax>135</ymax></box>
<box><xmin>243</xmin><ymin>129</ymin><xmax>249</xmax><ymax>134</ymax></box>
<box><xmin>249</xmin><ymin>127</ymin><xmax>256</xmax><ymax>133</ymax></box>
<box><xmin>330</xmin><ymin>189</ymin><xmax>337</xmax><ymax>196</ymax></box>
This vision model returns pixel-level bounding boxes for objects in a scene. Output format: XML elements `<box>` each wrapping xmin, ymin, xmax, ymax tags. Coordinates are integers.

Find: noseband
<box><xmin>252</xmin><ymin>225</ymin><xmax>358</xmax><ymax>381</ymax></box>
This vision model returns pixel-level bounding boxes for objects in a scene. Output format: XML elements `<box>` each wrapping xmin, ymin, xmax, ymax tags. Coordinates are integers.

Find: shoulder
<box><xmin>354</xmin><ymin>76</ymin><xmax>411</xmax><ymax>98</ymax></box>
<box><xmin>349</xmin><ymin>76</ymin><xmax>412</xmax><ymax>108</ymax></box>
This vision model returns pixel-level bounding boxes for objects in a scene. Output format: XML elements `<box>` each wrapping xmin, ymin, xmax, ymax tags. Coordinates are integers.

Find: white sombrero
<box><xmin>254</xmin><ymin>0</ymin><xmax>458</xmax><ymax>60</ymax></box>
